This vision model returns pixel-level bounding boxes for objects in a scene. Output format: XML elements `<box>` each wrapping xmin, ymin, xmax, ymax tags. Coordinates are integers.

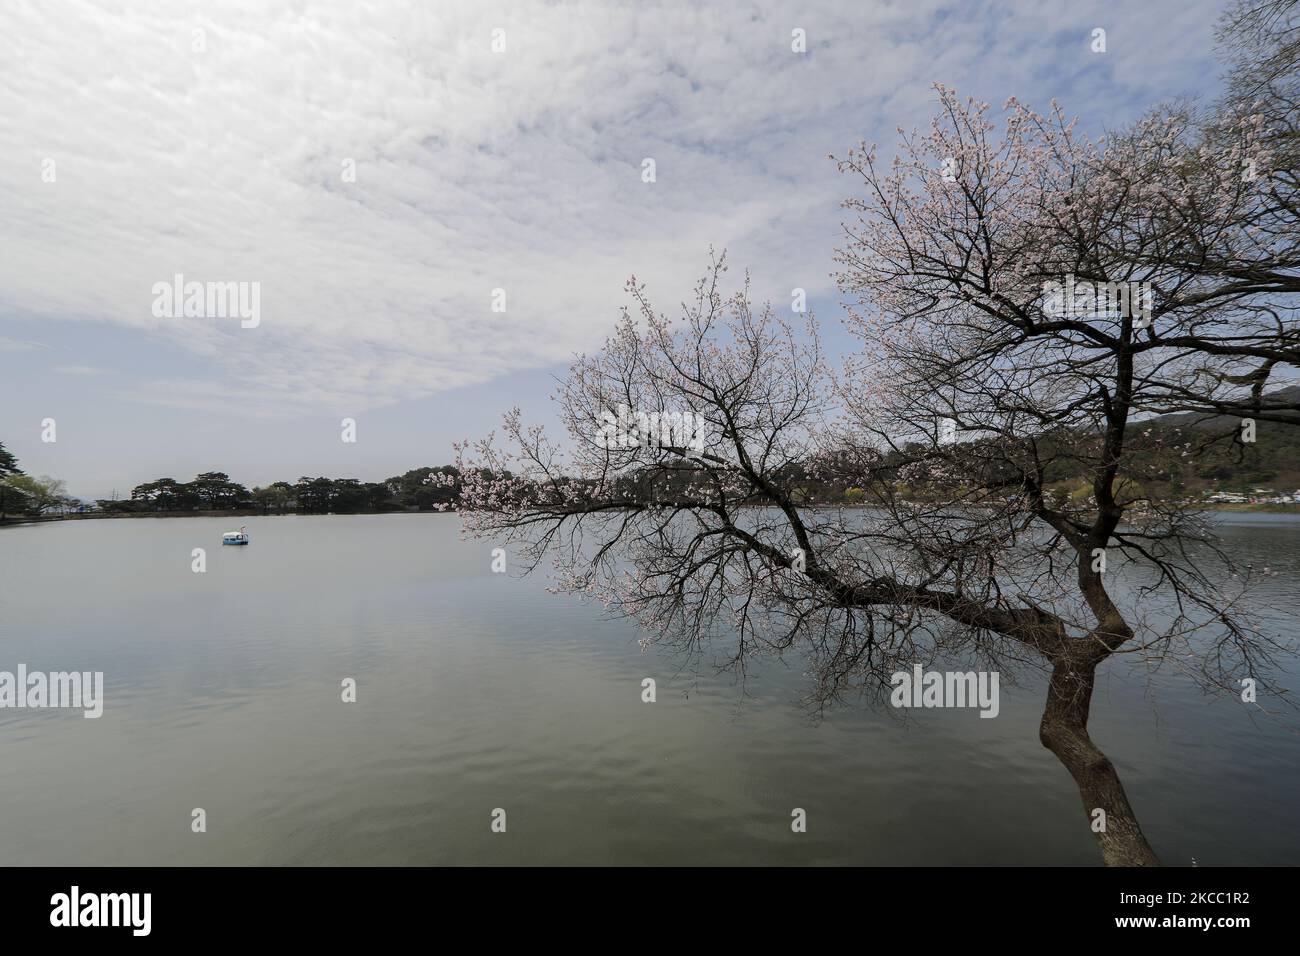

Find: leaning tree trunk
<box><xmin>1038</xmin><ymin>661</ymin><xmax>1161</xmax><ymax>866</ymax></box>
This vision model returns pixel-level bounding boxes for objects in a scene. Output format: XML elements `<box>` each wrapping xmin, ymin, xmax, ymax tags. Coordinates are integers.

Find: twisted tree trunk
<box><xmin>1039</xmin><ymin>661</ymin><xmax>1161</xmax><ymax>866</ymax></box>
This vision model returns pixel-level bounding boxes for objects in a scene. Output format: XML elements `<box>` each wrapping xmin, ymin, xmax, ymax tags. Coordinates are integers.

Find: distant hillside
<box><xmin>1130</xmin><ymin>386</ymin><xmax>1300</xmax><ymax>496</ymax></box>
<box><xmin>1153</xmin><ymin>384</ymin><xmax>1300</xmax><ymax>430</ymax></box>
<box><xmin>840</xmin><ymin>387</ymin><xmax>1300</xmax><ymax>505</ymax></box>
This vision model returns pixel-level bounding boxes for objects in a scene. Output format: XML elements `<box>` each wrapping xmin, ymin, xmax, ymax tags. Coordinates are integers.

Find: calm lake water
<box><xmin>1</xmin><ymin>512</ymin><xmax>1297</xmax><ymax>865</ymax></box>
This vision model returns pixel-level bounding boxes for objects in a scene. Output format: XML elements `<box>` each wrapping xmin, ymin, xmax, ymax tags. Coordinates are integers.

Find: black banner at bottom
<box><xmin>0</xmin><ymin>865</ymin><xmax>1283</xmax><ymax>941</ymax></box>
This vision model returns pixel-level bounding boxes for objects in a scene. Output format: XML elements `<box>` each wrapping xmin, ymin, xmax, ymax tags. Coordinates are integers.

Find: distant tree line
<box><xmin>97</xmin><ymin>466</ymin><xmax>463</xmax><ymax>515</ymax></box>
<box><xmin>7</xmin><ymin>398</ymin><xmax>1297</xmax><ymax>523</ymax></box>
<box><xmin>0</xmin><ymin>441</ymin><xmax>76</xmax><ymax>520</ymax></box>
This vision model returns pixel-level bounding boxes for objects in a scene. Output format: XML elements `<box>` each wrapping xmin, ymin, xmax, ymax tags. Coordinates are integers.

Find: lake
<box><xmin>0</xmin><ymin>512</ymin><xmax>1297</xmax><ymax>865</ymax></box>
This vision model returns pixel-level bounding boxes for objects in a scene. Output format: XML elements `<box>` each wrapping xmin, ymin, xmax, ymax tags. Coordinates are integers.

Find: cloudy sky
<box><xmin>1</xmin><ymin>0</ymin><xmax>1229</xmax><ymax>499</ymax></box>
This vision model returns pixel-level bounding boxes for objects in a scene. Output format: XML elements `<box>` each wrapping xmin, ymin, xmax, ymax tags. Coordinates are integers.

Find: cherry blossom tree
<box><xmin>452</xmin><ymin>6</ymin><xmax>1298</xmax><ymax>867</ymax></box>
<box><xmin>451</xmin><ymin>250</ymin><xmax>1290</xmax><ymax>865</ymax></box>
<box><xmin>829</xmin><ymin>77</ymin><xmax>1296</xmax><ymax>863</ymax></box>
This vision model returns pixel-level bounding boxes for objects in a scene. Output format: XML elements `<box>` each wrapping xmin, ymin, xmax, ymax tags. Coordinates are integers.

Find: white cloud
<box><xmin>0</xmin><ymin>337</ymin><xmax>48</xmax><ymax>351</ymax></box>
<box><xmin>0</xmin><ymin>0</ymin><xmax>1225</xmax><ymax>417</ymax></box>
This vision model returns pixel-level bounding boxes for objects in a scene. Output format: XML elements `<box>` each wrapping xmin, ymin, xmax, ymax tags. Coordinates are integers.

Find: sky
<box><xmin>0</xmin><ymin>0</ymin><xmax>1232</xmax><ymax>500</ymax></box>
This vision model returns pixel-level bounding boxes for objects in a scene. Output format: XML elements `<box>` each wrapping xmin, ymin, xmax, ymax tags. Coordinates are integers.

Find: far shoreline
<box><xmin>0</xmin><ymin>509</ymin><xmax>457</xmax><ymax>527</ymax></box>
<box><xmin>5</xmin><ymin>502</ymin><xmax>1300</xmax><ymax>529</ymax></box>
